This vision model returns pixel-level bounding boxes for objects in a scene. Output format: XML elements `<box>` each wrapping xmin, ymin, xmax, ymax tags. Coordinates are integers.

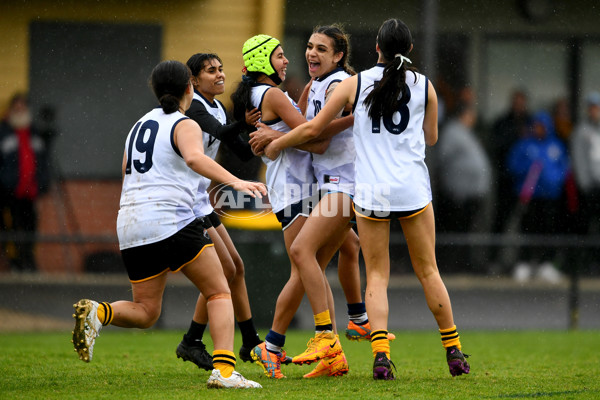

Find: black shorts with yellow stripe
<box><xmin>120</xmin><ymin>217</ymin><xmax>213</xmax><ymax>283</ymax></box>
<box><xmin>353</xmin><ymin>202</ymin><xmax>429</xmax><ymax>221</ymax></box>
<box><xmin>204</xmin><ymin>210</ymin><xmax>222</xmax><ymax>228</ymax></box>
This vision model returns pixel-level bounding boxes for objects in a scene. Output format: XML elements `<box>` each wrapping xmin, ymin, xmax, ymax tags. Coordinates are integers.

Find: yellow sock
<box><xmin>314</xmin><ymin>310</ymin><xmax>332</xmax><ymax>331</ymax></box>
<box><xmin>97</xmin><ymin>302</ymin><xmax>113</xmax><ymax>326</ymax></box>
<box><xmin>440</xmin><ymin>325</ymin><xmax>461</xmax><ymax>350</ymax></box>
<box><xmin>213</xmin><ymin>350</ymin><xmax>236</xmax><ymax>378</ymax></box>
<box><xmin>370</xmin><ymin>330</ymin><xmax>390</xmax><ymax>358</ymax></box>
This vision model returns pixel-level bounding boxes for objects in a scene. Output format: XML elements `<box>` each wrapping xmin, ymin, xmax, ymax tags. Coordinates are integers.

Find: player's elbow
<box><xmin>185</xmin><ymin>159</ymin><xmax>196</xmax><ymax>170</ymax></box>
<box><xmin>185</xmin><ymin>156</ymin><xmax>204</xmax><ymax>173</ymax></box>
<box><xmin>426</xmin><ymin>136</ymin><xmax>438</xmax><ymax>146</ymax></box>
<box><xmin>313</xmin><ymin>140</ymin><xmax>330</xmax><ymax>154</ymax></box>
<box><xmin>303</xmin><ymin>124</ymin><xmax>322</xmax><ymax>140</ymax></box>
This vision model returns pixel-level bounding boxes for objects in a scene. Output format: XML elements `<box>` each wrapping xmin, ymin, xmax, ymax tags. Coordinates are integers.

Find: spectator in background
<box><xmin>506</xmin><ymin>110</ymin><xmax>569</xmax><ymax>283</ymax></box>
<box><xmin>552</xmin><ymin>97</ymin><xmax>573</xmax><ymax>145</ymax></box>
<box><xmin>570</xmin><ymin>92</ymin><xmax>600</xmax><ymax>272</ymax></box>
<box><xmin>490</xmin><ymin>89</ymin><xmax>532</xmax><ymax>236</ymax></box>
<box><xmin>0</xmin><ymin>93</ymin><xmax>51</xmax><ymax>272</ymax></box>
<box><xmin>437</xmin><ymin>102</ymin><xmax>492</xmax><ymax>272</ymax></box>
<box><xmin>550</xmin><ymin>97</ymin><xmax>577</xmax><ymax>238</ymax></box>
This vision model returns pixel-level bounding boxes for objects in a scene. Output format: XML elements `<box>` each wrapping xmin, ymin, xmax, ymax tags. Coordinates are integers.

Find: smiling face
<box><xmin>192</xmin><ymin>58</ymin><xmax>225</xmax><ymax>101</ymax></box>
<box><xmin>305</xmin><ymin>33</ymin><xmax>343</xmax><ymax>79</ymax></box>
<box><xmin>270</xmin><ymin>46</ymin><xmax>289</xmax><ymax>83</ymax></box>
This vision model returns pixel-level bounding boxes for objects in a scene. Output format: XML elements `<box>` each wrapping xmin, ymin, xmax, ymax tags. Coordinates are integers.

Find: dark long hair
<box><xmin>230</xmin><ymin>72</ymin><xmax>263</xmax><ymax>123</ymax></box>
<box><xmin>364</xmin><ymin>19</ymin><xmax>417</xmax><ymax>120</ymax></box>
<box><xmin>313</xmin><ymin>24</ymin><xmax>355</xmax><ymax>76</ymax></box>
<box><xmin>149</xmin><ymin>60</ymin><xmax>191</xmax><ymax>114</ymax></box>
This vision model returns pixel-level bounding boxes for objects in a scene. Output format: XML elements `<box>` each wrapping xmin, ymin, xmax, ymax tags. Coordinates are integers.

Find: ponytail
<box><xmin>363</xmin><ymin>18</ymin><xmax>416</xmax><ymax>120</ymax></box>
<box><xmin>364</xmin><ymin>56</ymin><xmax>415</xmax><ymax>120</ymax></box>
<box><xmin>158</xmin><ymin>94</ymin><xmax>181</xmax><ymax>114</ymax></box>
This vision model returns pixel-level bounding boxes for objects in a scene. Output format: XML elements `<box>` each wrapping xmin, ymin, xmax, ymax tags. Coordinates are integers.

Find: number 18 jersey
<box><xmin>352</xmin><ymin>64</ymin><xmax>432</xmax><ymax>212</ymax></box>
<box><xmin>117</xmin><ymin>107</ymin><xmax>200</xmax><ymax>250</ymax></box>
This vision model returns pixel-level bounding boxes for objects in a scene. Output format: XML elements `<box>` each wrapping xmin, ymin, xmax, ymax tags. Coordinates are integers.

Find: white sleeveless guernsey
<box><xmin>117</xmin><ymin>108</ymin><xmax>200</xmax><ymax>250</ymax></box>
<box><xmin>250</xmin><ymin>83</ymin><xmax>315</xmax><ymax>213</ymax></box>
<box><xmin>352</xmin><ymin>65</ymin><xmax>432</xmax><ymax>211</ymax></box>
<box><xmin>306</xmin><ymin>68</ymin><xmax>356</xmax><ymax>195</ymax></box>
<box><xmin>192</xmin><ymin>90</ymin><xmax>226</xmax><ymax>218</ymax></box>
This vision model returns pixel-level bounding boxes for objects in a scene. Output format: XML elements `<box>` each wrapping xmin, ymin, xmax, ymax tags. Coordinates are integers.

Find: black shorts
<box><xmin>275</xmin><ymin>197</ymin><xmax>317</xmax><ymax>230</ymax></box>
<box><xmin>318</xmin><ymin>190</ymin><xmax>357</xmax><ymax>224</ymax></box>
<box><xmin>353</xmin><ymin>203</ymin><xmax>429</xmax><ymax>221</ymax></box>
<box><xmin>206</xmin><ymin>211</ymin><xmax>222</xmax><ymax>228</ymax></box>
<box><xmin>120</xmin><ymin>217</ymin><xmax>213</xmax><ymax>283</ymax></box>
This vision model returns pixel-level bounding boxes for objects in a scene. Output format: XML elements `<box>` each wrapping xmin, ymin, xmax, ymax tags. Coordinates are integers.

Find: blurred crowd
<box><xmin>433</xmin><ymin>87</ymin><xmax>600</xmax><ymax>282</ymax></box>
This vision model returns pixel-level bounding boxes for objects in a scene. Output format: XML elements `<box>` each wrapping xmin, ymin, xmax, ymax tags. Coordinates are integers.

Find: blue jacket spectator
<box><xmin>506</xmin><ymin>110</ymin><xmax>570</xmax><ymax>284</ymax></box>
<box><xmin>507</xmin><ymin>111</ymin><xmax>569</xmax><ymax>200</ymax></box>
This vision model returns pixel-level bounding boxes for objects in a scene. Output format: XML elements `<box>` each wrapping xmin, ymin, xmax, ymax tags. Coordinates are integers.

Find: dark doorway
<box><xmin>29</xmin><ymin>21</ymin><xmax>161</xmax><ymax>179</ymax></box>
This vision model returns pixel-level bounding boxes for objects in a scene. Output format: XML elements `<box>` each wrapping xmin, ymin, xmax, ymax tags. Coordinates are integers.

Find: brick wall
<box><xmin>34</xmin><ymin>180</ymin><xmax>122</xmax><ymax>273</ymax></box>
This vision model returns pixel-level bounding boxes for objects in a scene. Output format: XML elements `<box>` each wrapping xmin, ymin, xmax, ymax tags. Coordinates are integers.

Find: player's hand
<box><xmin>249</xmin><ymin>123</ymin><xmax>280</xmax><ymax>155</ymax></box>
<box><xmin>251</xmin><ymin>147</ymin><xmax>265</xmax><ymax>156</ymax></box>
<box><xmin>245</xmin><ymin>108</ymin><xmax>261</xmax><ymax>126</ymax></box>
<box><xmin>264</xmin><ymin>142</ymin><xmax>281</xmax><ymax>161</ymax></box>
<box><xmin>230</xmin><ymin>180</ymin><xmax>267</xmax><ymax>198</ymax></box>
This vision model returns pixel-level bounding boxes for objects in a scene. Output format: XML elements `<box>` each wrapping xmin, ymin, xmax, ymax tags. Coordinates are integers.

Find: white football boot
<box><xmin>72</xmin><ymin>299</ymin><xmax>102</xmax><ymax>362</ymax></box>
<box><xmin>206</xmin><ymin>369</ymin><xmax>262</xmax><ymax>389</ymax></box>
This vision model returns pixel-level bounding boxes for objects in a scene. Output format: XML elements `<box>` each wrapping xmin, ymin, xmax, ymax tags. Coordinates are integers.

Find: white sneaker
<box><xmin>72</xmin><ymin>299</ymin><xmax>102</xmax><ymax>362</ymax></box>
<box><xmin>513</xmin><ymin>262</ymin><xmax>532</xmax><ymax>283</ymax></box>
<box><xmin>537</xmin><ymin>262</ymin><xmax>564</xmax><ymax>284</ymax></box>
<box><xmin>207</xmin><ymin>369</ymin><xmax>262</xmax><ymax>389</ymax></box>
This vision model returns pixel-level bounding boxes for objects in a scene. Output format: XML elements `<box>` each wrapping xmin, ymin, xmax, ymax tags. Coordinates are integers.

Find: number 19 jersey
<box><xmin>117</xmin><ymin>107</ymin><xmax>200</xmax><ymax>250</ymax></box>
<box><xmin>352</xmin><ymin>65</ymin><xmax>432</xmax><ymax>212</ymax></box>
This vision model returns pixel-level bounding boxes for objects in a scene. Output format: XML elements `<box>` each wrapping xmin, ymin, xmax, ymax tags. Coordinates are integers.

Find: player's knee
<box><xmin>233</xmin><ymin>257</ymin><xmax>245</xmax><ymax>278</ymax></box>
<box><xmin>206</xmin><ymin>292</ymin><xmax>232</xmax><ymax>303</ymax></box>
<box><xmin>289</xmin><ymin>241</ymin><xmax>303</xmax><ymax>266</ymax></box>
<box><xmin>414</xmin><ymin>265</ymin><xmax>440</xmax><ymax>282</ymax></box>
<box><xmin>220</xmin><ymin>258</ymin><xmax>236</xmax><ymax>283</ymax></box>
<box><xmin>139</xmin><ymin>304</ymin><xmax>162</xmax><ymax>329</ymax></box>
<box><xmin>342</xmin><ymin>232</ymin><xmax>360</xmax><ymax>255</ymax></box>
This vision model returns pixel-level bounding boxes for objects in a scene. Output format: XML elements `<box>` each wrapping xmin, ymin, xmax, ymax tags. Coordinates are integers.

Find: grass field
<box><xmin>1</xmin><ymin>329</ymin><xmax>599</xmax><ymax>399</ymax></box>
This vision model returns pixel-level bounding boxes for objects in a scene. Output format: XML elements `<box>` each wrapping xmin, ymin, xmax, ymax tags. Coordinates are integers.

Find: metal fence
<box><xmin>1</xmin><ymin>230</ymin><xmax>599</xmax><ymax>331</ymax></box>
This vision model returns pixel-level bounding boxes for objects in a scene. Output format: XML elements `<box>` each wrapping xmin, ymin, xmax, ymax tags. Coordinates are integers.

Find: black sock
<box><xmin>238</xmin><ymin>318</ymin><xmax>261</xmax><ymax>347</ymax></box>
<box><xmin>184</xmin><ymin>320</ymin><xmax>207</xmax><ymax>345</ymax></box>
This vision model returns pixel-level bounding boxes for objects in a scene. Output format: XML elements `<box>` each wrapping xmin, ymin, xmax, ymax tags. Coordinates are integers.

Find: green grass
<box><xmin>0</xmin><ymin>329</ymin><xmax>599</xmax><ymax>399</ymax></box>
